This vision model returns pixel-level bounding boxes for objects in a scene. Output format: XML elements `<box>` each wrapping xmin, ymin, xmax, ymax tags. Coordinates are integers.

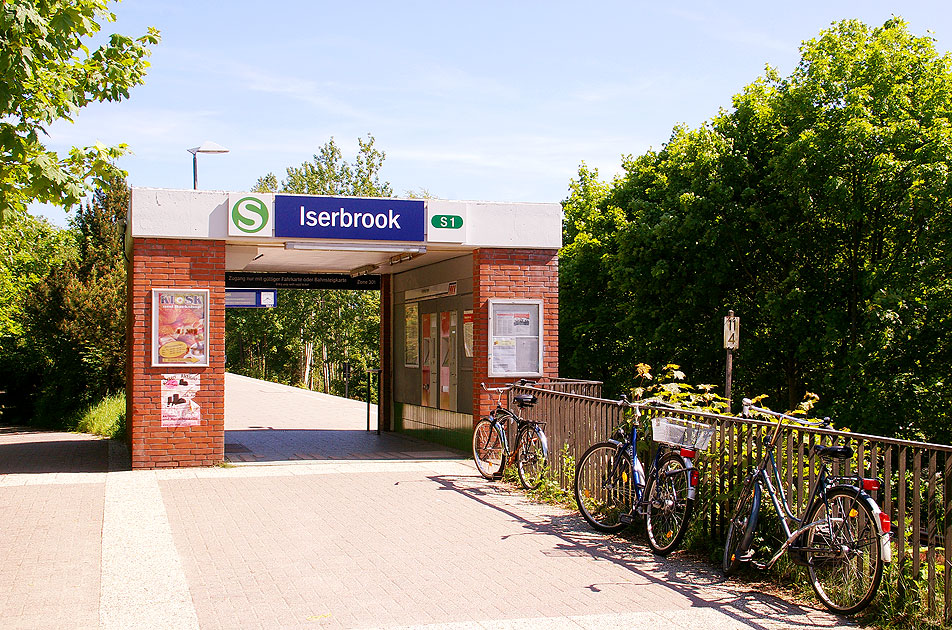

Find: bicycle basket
<box><xmin>651</xmin><ymin>416</ymin><xmax>715</xmax><ymax>451</ymax></box>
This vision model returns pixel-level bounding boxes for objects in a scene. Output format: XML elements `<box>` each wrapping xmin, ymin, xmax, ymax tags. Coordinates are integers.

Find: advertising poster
<box><xmin>161</xmin><ymin>374</ymin><xmax>201</xmax><ymax>427</ymax></box>
<box><xmin>152</xmin><ymin>289</ymin><xmax>209</xmax><ymax>366</ymax></box>
<box><xmin>463</xmin><ymin>310</ymin><xmax>474</xmax><ymax>358</ymax></box>
<box><xmin>405</xmin><ymin>303</ymin><xmax>419</xmax><ymax>367</ymax></box>
<box><xmin>439</xmin><ymin>311</ymin><xmax>458</xmax><ymax>410</ymax></box>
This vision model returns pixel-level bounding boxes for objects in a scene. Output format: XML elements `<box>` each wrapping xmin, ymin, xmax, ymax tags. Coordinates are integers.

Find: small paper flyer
<box><xmin>161</xmin><ymin>374</ymin><xmax>201</xmax><ymax>427</ymax></box>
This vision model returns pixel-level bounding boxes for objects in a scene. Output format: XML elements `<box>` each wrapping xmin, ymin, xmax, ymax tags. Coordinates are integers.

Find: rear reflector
<box><xmin>680</xmin><ymin>448</ymin><xmax>697</xmax><ymax>459</ymax></box>
<box><xmin>690</xmin><ymin>470</ymin><xmax>700</xmax><ymax>487</ymax></box>
<box><xmin>878</xmin><ymin>511</ymin><xmax>891</xmax><ymax>535</ymax></box>
<box><xmin>863</xmin><ymin>478</ymin><xmax>880</xmax><ymax>491</ymax></box>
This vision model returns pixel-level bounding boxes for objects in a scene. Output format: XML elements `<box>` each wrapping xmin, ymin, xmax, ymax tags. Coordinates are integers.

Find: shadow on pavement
<box><xmin>0</xmin><ymin>426</ymin><xmax>109</xmax><ymax>474</ymax></box>
<box><xmin>224</xmin><ymin>428</ymin><xmax>466</xmax><ymax>463</ymax></box>
<box><xmin>429</xmin><ymin>473</ymin><xmax>850</xmax><ymax>630</ymax></box>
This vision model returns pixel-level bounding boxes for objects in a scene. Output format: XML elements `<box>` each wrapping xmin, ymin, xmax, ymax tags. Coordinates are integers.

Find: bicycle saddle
<box><xmin>812</xmin><ymin>444</ymin><xmax>854</xmax><ymax>460</ymax></box>
<box><xmin>513</xmin><ymin>394</ymin><xmax>537</xmax><ymax>408</ymax></box>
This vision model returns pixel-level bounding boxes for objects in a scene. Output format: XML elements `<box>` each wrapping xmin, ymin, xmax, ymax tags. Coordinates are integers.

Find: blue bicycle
<box><xmin>573</xmin><ymin>398</ymin><xmax>713</xmax><ymax>555</ymax></box>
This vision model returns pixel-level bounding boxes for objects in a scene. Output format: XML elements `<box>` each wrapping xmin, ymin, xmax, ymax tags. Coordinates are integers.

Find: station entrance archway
<box><xmin>125</xmin><ymin>189</ymin><xmax>561</xmax><ymax>469</ymax></box>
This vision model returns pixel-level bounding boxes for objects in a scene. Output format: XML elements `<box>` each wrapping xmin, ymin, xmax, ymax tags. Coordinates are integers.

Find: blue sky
<box><xmin>31</xmin><ymin>0</ymin><xmax>952</xmax><ymax>226</ymax></box>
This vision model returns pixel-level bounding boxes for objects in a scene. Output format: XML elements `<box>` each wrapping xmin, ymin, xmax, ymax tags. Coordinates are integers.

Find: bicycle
<box><xmin>573</xmin><ymin>398</ymin><xmax>712</xmax><ymax>555</ymax></box>
<box><xmin>472</xmin><ymin>381</ymin><xmax>549</xmax><ymax>490</ymax></box>
<box><xmin>722</xmin><ymin>398</ymin><xmax>892</xmax><ymax>615</ymax></box>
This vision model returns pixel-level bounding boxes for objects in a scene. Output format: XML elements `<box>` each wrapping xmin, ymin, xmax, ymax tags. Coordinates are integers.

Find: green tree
<box><xmin>0</xmin><ymin>0</ymin><xmax>159</xmax><ymax>221</ymax></box>
<box><xmin>561</xmin><ymin>18</ymin><xmax>952</xmax><ymax>441</ymax></box>
<box><xmin>0</xmin><ymin>209</ymin><xmax>75</xmax><ymax>338</ymax></box>
<box><xmin>0</xmin><ymin>177</ymin><xmax>128</xmax><ymax>425</ymax></box>
<box><xmin>227</xmin><ymin>135</ymin><xmax>389</xmax><ymax>398</ymax></box>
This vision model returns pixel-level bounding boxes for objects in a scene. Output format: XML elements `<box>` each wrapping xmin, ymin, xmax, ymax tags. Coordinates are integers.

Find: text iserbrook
<box><xmin>300</xmin><ymin>206</ymin><xmax>402</xmax><ymax>230</ymax></box>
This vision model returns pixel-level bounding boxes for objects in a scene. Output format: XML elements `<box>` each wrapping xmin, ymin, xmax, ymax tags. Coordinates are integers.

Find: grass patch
<box><xmin>73</xmin><ymin>391</ymin><xmax>126</xmax><ymax>439</ymax></box>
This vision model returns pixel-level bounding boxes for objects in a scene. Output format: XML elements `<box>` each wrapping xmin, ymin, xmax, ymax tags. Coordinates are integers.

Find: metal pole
<box><xmin>192</xmin><ymin>153</ymin><xmax>198</xmax><ymax>190</ymax></box>
<box><xmin>725</xmin><ymin>347</ymin><xmax>733</xmax><ymax>413</ymax></box>
<box><xmin>725</xmin><ymin>309</ymin><xmax>734</xmax><ymax>413</ymax></box>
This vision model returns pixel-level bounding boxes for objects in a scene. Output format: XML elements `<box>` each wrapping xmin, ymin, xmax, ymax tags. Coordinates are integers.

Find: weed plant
<box><xmin>72</xmin><ymin>391</ymin><xmax>125</xmax><ymax>439</ymax></box>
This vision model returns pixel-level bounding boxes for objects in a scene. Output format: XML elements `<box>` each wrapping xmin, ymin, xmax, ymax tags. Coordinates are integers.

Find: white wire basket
<box><xmin>651</xmin><ymin>416</ymin><xmax>715</xmax><ymax>451</ymax></box>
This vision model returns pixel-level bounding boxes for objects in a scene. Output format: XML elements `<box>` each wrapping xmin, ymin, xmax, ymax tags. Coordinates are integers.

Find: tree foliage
<box><xmin>0</xmin><ymin>176</ymin><xmax>128</xmax><ymax>425</ymax></box>
<box><xmin>0</xmin><ymin>0</ymin><xmax>159</xmax><ymax>221</ymax></box>
<box><xmin>0</xmin><ymin>208</ymin><xmax>74</xmax><ymax>337</ymax></box>
<box><xmin>561</xmin><ymin>18</ymin><xmax>952</xmax><ymax>442</ymax></box>
<box><xmin>227</xmin><ymin>136</ymin><xmax>388</xmax><ymax>397</ymax></box>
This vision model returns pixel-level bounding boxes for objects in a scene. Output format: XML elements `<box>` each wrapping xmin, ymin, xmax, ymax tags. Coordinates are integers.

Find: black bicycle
<box><xmin>723</xmin><ymin>398</ymin><xmax>892</xmax><ymax>615</ymax></box>
<box><xmin>472</xmin><ymin>381</ymin><xmax>549</xmax><ymax>490</ymax></box>
<box><xmin>573</xmin><ymin>398</ymin><xmax>712</xmax><ymax>555</ymax></box>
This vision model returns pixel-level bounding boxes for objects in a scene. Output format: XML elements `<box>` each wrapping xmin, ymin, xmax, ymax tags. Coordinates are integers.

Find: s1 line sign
<box><xmin>274</xmin><ymin>195</ymin><xmax>425</xmax><ymax>242</ymax></box>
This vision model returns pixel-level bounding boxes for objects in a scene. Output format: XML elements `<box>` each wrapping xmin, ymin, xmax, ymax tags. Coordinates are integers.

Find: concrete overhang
<box><xmin>128</xmin><ymin>188</ymin><xmax>562</xmax><ymax>276</ymax></box>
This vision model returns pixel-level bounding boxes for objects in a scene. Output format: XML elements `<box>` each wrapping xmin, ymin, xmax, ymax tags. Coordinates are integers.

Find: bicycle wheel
<box><xmin>472</xmin><ymin>418</ymin><xmax>505</xmax><ymax>479</ymax></box>
<box><xmin>644</xmin><ymin>451</ymin><xmax>694</xmax><ymax>555</ymax></box>
<box><xmin>516</xmin><ymin>426</ymin><xmax>548</xmax><ymax>490</ymax></box>
<box><xmin>573</xmin><ymin>442</ymin><xmax>633</xmax><ymax>533</ymax></box>
<box><xmin>804</xmin><ymin>487</ymin><xmax>884</xmax><ymax>615</ymax></box>
<box><xmin>722</xmin><ymin>476</ymin><xmax>761</xmax><ymax>575</ymax></box>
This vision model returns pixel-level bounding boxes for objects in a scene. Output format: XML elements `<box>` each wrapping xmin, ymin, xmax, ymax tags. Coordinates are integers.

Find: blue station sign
<box><xmin>274</xmin><ymin>195</ymin><xmax>425</xmax><ymax>242</ymax></box>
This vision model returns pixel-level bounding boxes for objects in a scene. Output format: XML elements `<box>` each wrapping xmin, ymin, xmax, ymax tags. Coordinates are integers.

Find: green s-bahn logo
<box><xmin>231</xmin><ymin>196</ymin><xmax>270</xmax><ymax>234</ymax></box>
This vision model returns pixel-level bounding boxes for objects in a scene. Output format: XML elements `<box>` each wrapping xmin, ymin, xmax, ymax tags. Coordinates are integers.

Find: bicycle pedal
<box><xmin>619</xmin><ymin>513</ymin><xmax>636</xmax><ymax>525</ymax></box>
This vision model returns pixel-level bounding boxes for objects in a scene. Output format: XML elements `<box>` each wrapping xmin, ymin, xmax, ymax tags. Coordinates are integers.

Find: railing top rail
<box><xmin>712</xmin><ymin>411</ymin><xmax>952</xmax><ymax>453</ymax></box>
<box><xmin>641</xmin><ymin>402</ymin><xmax>952</xmax><ymax>453</ymax></box>
<box><xmin>549</xmin><ymin>378</ymin><xmax>603</xmax><ymax>384</ymax></box>
<box><xmin>513</xmin><ymin>384</ymin><xmax>610</xmax><ymax>405</ymax></box>
<box><xmin>519</xmin><ymin>385</ymin><xmax>952</xmax><ymax>454</ymax></box>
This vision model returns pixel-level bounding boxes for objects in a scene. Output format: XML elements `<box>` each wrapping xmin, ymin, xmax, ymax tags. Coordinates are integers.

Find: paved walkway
<box><xmin>0</xmin><ymin>376</ymin><xmax>862</xmax><ymax>629</ymax></box>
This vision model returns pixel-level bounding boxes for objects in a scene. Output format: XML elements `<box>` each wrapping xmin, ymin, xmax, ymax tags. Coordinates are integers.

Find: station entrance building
<box><xmin>126</xmin><ymin>189</ymin><xmax>562</xmax><ymax>468</ymax></box>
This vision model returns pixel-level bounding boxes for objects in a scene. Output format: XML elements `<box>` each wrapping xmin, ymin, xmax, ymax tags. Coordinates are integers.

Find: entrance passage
<box><xmin>223</xmin><ymin>373</ymin><xmax>464</xmax><ymax>463</ymax></box>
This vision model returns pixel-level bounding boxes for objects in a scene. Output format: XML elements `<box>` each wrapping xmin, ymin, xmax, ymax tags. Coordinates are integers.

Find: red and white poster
<box><xmin>160</xmin><ymin>374</ymin><xmax>201</xmax><ymax>427</ymax></box>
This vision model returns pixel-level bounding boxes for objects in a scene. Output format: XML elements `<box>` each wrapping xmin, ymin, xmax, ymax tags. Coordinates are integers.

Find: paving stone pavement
<box><xmin>0</xmin><ymin>376</ymin><xmax>866</xmax><ymax>629</ymax></box>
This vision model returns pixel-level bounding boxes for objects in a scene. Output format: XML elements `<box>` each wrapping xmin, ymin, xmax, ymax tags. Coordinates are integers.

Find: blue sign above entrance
<box><xmin>274</xmin><ymin>195</ymin><xmax>425</xmax><ymax>242</ymax></box>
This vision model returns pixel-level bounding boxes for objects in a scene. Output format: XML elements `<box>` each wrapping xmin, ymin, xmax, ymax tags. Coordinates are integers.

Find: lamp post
<box><xmin>187</xmin><ymin>141</ymin><xmax>229</xmax><ymax>189</ymax></box>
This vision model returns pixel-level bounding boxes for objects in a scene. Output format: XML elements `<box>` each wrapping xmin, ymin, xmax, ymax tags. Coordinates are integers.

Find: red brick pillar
<box><xmin>126</xmin><ymin>238</ymin><xmax>225</xmax><ymax>468</ymax></box>
<box><xmin>472</xmin><ymin>248</ymin><xmax>559</xmax><ymax>423</ymax></box>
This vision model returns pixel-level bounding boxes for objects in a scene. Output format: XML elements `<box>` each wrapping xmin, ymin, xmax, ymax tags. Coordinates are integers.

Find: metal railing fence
<box><xmin>513</xmin><ymin>384</ymin><xmax>952</xmax><ymax>624</ymax></box>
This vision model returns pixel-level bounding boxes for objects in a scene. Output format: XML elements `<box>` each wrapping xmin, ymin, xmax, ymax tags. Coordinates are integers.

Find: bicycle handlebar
<box><xmin>480</xmin><ymin>379</ymin><xmax>538</xmax><ymax>395</ymax></box>
<box><xmin>741</xmin><ymin>398</ymin><xmax>831</xmax><ymax>429</ymax></box>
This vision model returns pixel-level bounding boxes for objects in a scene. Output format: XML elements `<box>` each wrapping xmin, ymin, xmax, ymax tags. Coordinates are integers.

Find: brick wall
<box><xmin>472</xmin><ymin>248</ymin><xmax>559</xmax><ymax>422</ymax></box>
<box><xmin>126</xmin><ymin>238</ymin><xmax>225</xmax><ymax>468</ymax></box>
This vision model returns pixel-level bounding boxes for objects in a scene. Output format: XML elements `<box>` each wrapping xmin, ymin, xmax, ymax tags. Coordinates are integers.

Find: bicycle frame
<box><xmin>747</xmin><ymin>447</ymin><xmax>837</xmax><ymax>570</ymax></box>
<box><xmin>489</xmin><ymin>406</ymin><xmax>519</xmax><ymax>461</ymax></box>
<box><xmin>740</xmin><ymin>400</ymin><xmax>892</xmax><ymax>569</ymax></box>
<box><xmin>486</xmin><ymin>384</ymin><xmax>548</xmax><ymax>464</ymax></box>
<box><xmin>609</xmin><ymin>413</ymin><xmax>699</xmax><ymax>514</ymax></box>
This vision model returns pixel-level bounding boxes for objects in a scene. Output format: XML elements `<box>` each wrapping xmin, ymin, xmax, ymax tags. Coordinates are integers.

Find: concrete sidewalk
<box><xmin>0</xmin><ymin>377</ymin><xmax>861</xmax><ymax>630</ymax></box>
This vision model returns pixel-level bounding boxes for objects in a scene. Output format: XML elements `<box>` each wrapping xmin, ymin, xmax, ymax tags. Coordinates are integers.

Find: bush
<box><xmin>73</xmin><ymin>391</ymin><xmax>125</xmax><ymax>439</ymax></box>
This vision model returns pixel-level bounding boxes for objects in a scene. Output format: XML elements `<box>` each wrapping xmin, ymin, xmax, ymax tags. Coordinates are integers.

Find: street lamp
<box><xmin>187</xmin><ymin>141</ymin><xmax>229</xmax><ymax>189</ymax></box>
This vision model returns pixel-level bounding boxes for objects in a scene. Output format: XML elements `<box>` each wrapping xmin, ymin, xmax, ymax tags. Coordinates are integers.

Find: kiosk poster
<box><xmin>153</xmin><ymin>289</ymin><xmax>209</xmax><ymax>366</ymax></box>
<box><xmin>161</xmin><ymin>374</ymin><xmax>201</xmax><ymax>427</ymax></box>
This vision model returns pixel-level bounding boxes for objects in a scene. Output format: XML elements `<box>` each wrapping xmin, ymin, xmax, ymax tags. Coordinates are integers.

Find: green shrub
<box><xmin>73</xmin><ymin>391</ymin><xmax>125</xmax><ymax>439</ymax></box>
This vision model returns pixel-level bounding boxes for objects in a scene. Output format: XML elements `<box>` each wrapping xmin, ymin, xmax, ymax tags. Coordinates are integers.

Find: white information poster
<box><xmin>160</xmin><ymin>374</ymin><xmax>201</xmax><ymax>427</ymax></box>
<box><xmin>489</xmin><ymin>300</ymin><xmax>542</xmax><ymax>377</ymax></box>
